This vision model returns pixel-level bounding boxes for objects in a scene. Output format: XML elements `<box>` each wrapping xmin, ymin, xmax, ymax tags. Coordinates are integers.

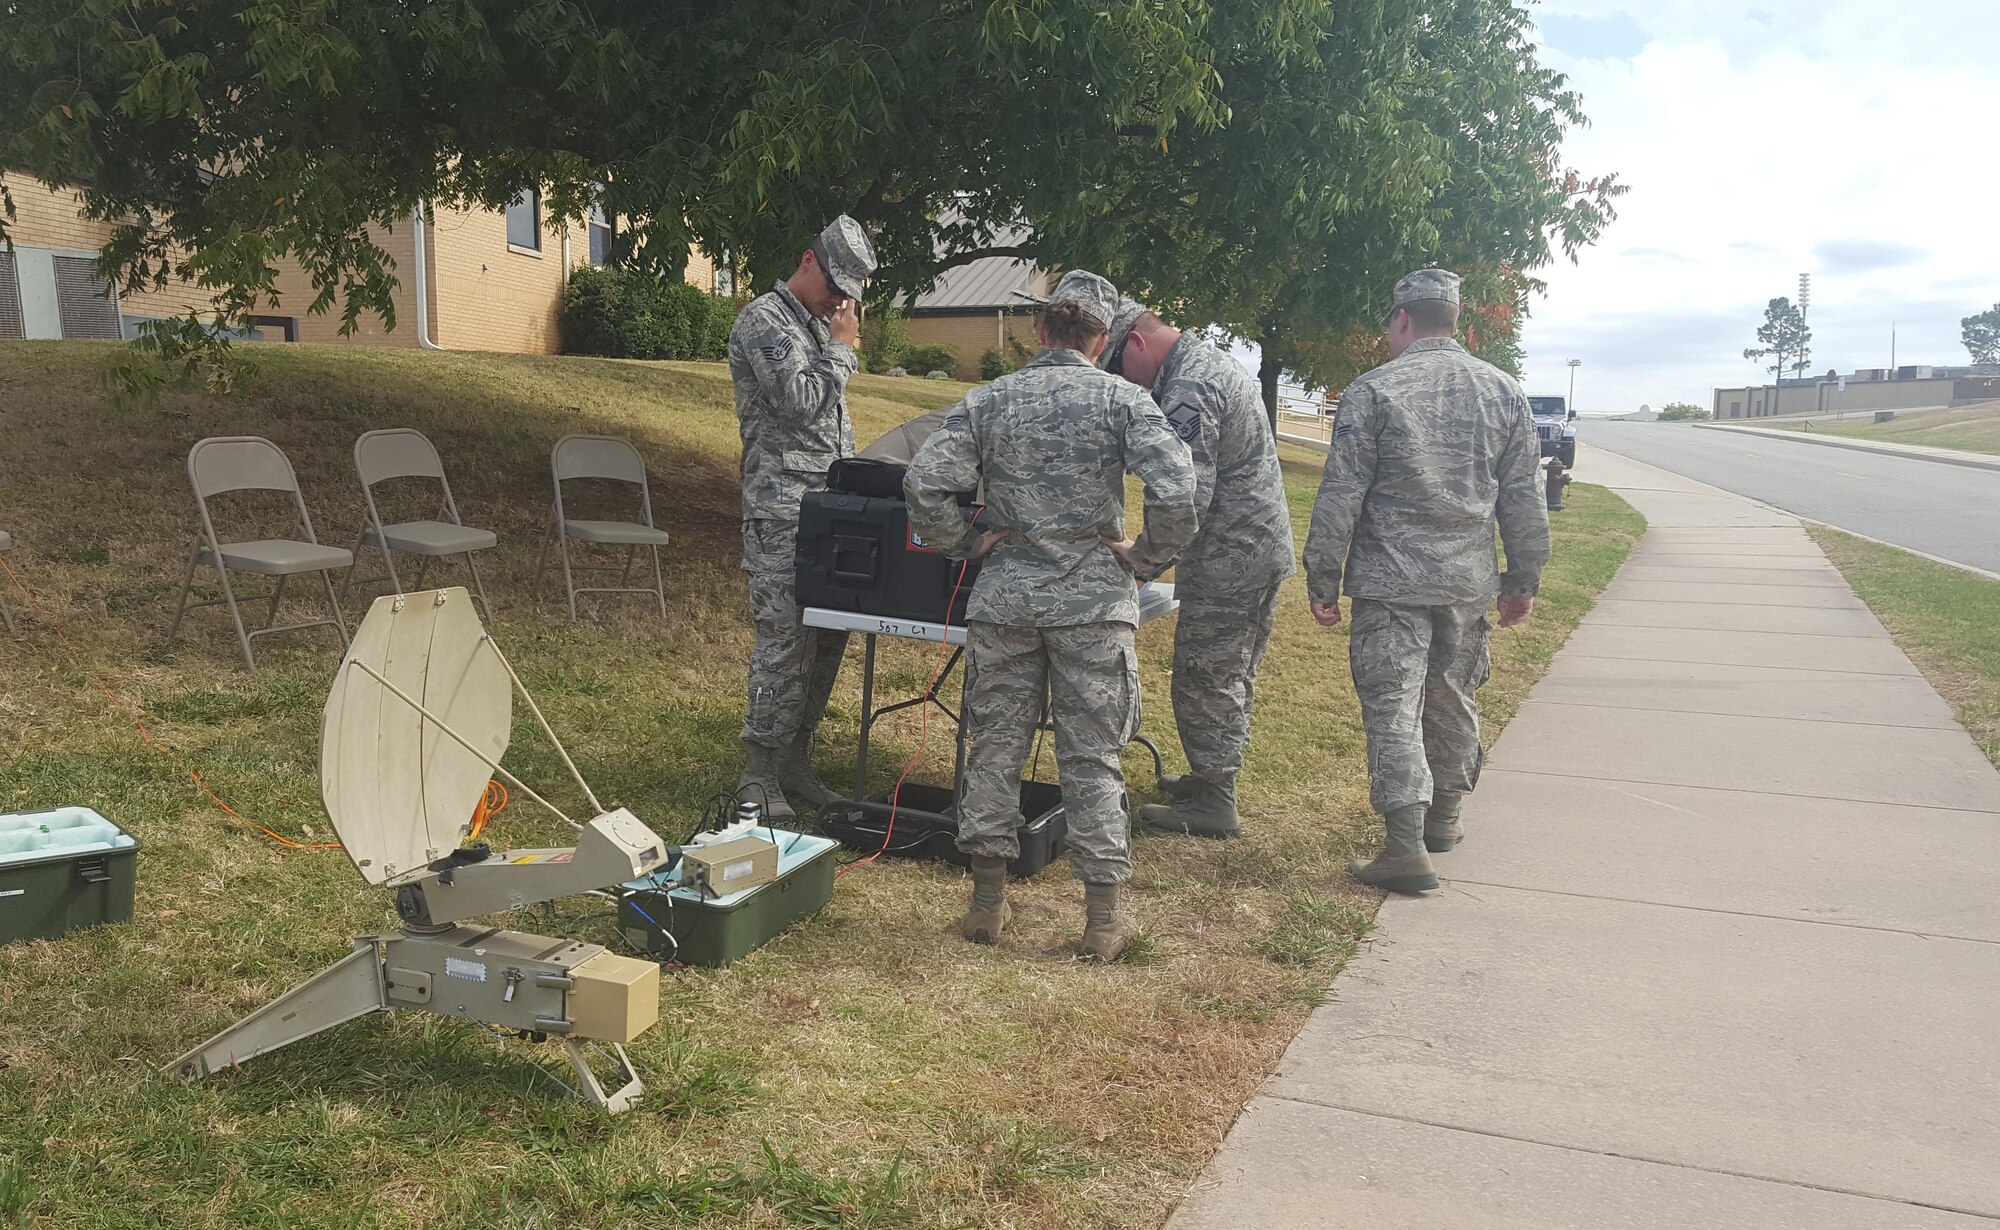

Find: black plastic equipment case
<box><xmin>795</xmin><ymin>461</ymin><xmax>983</xmax><ymax>624</ymax></box>
<box><xmin>820</xmin><ymin>781</ymin><xmax>1067</xmax><ymax>877</ymax></box>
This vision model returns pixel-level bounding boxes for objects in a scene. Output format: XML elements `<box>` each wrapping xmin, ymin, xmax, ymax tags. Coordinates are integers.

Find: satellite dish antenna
<box><xmin>167</xmin><ymin>588</ymin><xmax>674</xmax><ymax>1111</ymax></box>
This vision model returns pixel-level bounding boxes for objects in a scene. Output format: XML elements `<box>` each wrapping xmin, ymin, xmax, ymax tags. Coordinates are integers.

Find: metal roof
<box><xmin>904</xmin><ymin>221</ymin><xmax>1045</xmax><ymax>311</ymax></box>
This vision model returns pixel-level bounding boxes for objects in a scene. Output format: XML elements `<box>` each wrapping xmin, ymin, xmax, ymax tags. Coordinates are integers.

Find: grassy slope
<box><xmin>1764</xmin><ymin>400</ymin><xmax>2000</xmax><ymax>456</ymax></box>
<box><xmin>0</xmin><ymin>342</ymin><xmax>1643</xmax><ymax>1230</ymax></box>
<box><xmin>1810</xmin><ymin>527</ymin><xmax>2000</xmax><ymax>768</ymax></box>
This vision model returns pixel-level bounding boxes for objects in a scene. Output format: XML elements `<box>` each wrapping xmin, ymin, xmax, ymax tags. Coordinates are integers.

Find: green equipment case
<box><xmin>620</xmin><ymin>831</ymin><xmax>837</xmax><ymax>967</ymax></box>
<box><xmin>1</xmin><ymin>807</ymin><xmax>140</xmax><ymax>945</ymax></box>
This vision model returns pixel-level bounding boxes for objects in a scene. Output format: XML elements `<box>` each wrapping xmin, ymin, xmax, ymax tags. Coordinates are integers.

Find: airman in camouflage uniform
<box><xmin>729</xmin><ymin>215</ymin><xmax>877</xmax><ymax>820</ymax></box>
<box><xmin>906</xmin><ymin>270</ymin><xmax>1198</xmax><ymax>960</ymax></box>
<box><xmin>1097</xmin><ymin>300</ymin><xmax>1296</xmax><ymax>838</ymax></box>
<box><xmin>1304</xmin><ymin>269</ymin><xmax>1550</xmax><ymax>894</ymax></box>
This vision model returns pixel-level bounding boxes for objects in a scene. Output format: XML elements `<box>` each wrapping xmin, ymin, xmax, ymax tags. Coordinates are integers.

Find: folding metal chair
<box><xmin>0</xmin><ymin>530</ymin><xmax>15</xmax><ymax>633</ymax></box>
<box><xmin>343</xmin><ymin>428</ymin><xmax>499</xmax><ymax>621</ymax></box>
<box><xmin>532</xmin><ymin>434</ymin><xmax>671</xmax><ymax>621</ymax></box>
<box><xmin>167</xmin><ymin>436</ymin><xmax>354</xmax><ymax>672</ymax></box>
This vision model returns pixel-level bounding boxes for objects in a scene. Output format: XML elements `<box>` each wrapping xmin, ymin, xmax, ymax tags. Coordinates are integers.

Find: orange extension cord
<box><xmin>0</xmin><ymin>553</ymin><xmax>505</xmax><ymax>849</ymax></box>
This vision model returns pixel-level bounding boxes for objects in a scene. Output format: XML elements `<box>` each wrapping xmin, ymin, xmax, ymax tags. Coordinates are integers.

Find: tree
<box><xmin>1744</xmin><ymin>296</ymin><xmax>1812</xmax><ymax>388</ymax></box>
<box><xmin>0</xmin><ymin>0</ymin><xmax>1258</xmax><ymax>380</ymax></box>
<box><xmin>1963</xmin><ymin>304</ymin><xmax>2000</xmax><ymax>365</ymax></box>
<box><xmin>1657</xmin><ymin>402</ymin><xmax>1709</xmax><ymax>422</ymax></box>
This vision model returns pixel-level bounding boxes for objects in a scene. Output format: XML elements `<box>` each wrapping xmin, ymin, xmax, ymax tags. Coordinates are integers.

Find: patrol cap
<box><xmin>1384</xmin><ymin>268</ymin><xmax>1461</xmax><ymax>325</ymax></box>
<box><xmin>815</xmin><ymin>215</ymin><xmax>877</xmax><ymax>300</ymax></box>
<box><xmin>1047</xmin><ymin>270</ymin><xmax>1119</xmax><ymax>328</ymax></box>
<box><xmin>1097</xmin><ymin>296</ymin><xmax>1149</xmax><ymax>371</ymax></box>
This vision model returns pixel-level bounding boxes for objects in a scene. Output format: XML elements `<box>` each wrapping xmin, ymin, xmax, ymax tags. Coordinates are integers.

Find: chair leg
<box><xmin>379</xmin><ymin>534</ymin><xmax>404</xmax><ymax>598</ymax></box>
<box><xmin>412</xmin><ymin>555</ymin><xmax>431</xmax><ymax>590</ymax></box>
<box><xmin>649</xmin><ymin>544</ymin><xmax>667</xmax><ymax>618</ymax></box>
<box><xmin>317</xmin><ymin>569</ymin><xmax>351</xmax><ymax>649</ymax></box>
<box><xmin>619</xmin><ymin>543</ymin><xmax>637</xmax><ymax>586</ymax></box>
<box><xmin>0</xmin><ymin>568</ymin><xmax>12</xmax><ymax>635</ymax></box>
<box><xmin>214</xmin><ymin>562</ymin><xmax>258</xmax><ymax>673</ymax></box>
<box><xmin>265</xmin><ymin>574</ymin><xmax>289</xmax><ymax>630</ymax></box>
<box><xmin>339</xmin><ymin>527</ymin><xmax>367</xmax><ymax>606</ymax></box>
<box><xmin>557</xmin><ymin>529</ymin><xmax>580</xmax><ymax>622</ymax></box>
<box><xmin>167</xmin><ymin>543</ymin><xmax>203</xmax><ymax>643</ymax></box>
<box><xmin>465</xmin><ymin>552</ymin><xmax>494</xmax><ymax>624</ymax></box>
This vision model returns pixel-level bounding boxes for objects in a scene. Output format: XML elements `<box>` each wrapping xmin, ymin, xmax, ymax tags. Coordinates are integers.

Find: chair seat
<box><xmin>564</xmin><ymin>519</ymin><xmax>671</xmax><ymax>546</ymax></box>
<box><xmin>202</xmin><ymin>538</ymin><xmax>355</xmax><ymax>575</ymax></box>
<box><xmin>364</xmin><ymin>520</ymin><xmax>499</xmax><ymax>555</ymax></box>
<box><xmin>0</xmin><ymin>530</ymin><xmax>11</xmax><ymax>552</ymax></box>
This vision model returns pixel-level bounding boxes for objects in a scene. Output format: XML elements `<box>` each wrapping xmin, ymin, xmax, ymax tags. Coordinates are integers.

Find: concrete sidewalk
<box><xmin>1167</xmin><ymin>446</ymin><xmax>2000</xmax><ymax>1228</ymax></box>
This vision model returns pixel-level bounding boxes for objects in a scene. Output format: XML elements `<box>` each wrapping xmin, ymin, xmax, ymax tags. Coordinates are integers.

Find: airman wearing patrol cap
<box><xmin>1304</xmin><ymin>267</ymin><xmax>1550</xmax><ymax>894</ymax></box>
<box><xmin>728</xmin><ymin>215</ymin><xmax>878</xmax><ymax>819</ymax></box>
<box><xmin>905</xmin><ymin>269</ymin><xmax>1198</xmax><ymax>960</ymax></box>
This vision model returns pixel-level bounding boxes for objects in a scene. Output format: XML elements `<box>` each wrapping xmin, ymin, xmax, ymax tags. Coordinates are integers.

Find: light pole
<box><xmin>1566</xmin><ymin>358</ymin><xmax>1582</xmax><ymax>413</ymax></box>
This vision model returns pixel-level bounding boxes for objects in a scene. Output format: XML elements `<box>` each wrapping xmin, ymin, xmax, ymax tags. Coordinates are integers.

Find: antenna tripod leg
<box><xmin>563</xmin><ymin>1039</ymin><xmax>644</xmax><ymax>1113</ymax></box>
<box><xmin>166</xmin><ymin>940</ymin><xmax>388</xmax><ymax>1080</ymax></box>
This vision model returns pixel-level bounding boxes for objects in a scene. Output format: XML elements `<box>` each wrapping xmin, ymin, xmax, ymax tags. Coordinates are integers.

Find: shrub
<box><xmin>559</xmin><ymin>266</ymin><xmax>740</xmax><ymax>361</ymax></box>
<box><xmin>860</xmin><ymin>309</ymin><xmax>911</xmax><ymax>373</ymax></box>
<box><xmin>1657</xmin><ymin>401</ymin><xmax>1710</xmax><ymax>421</ymax></box>
<box><xmin>978</xmin><ymin>348</ymin><xmax>1018</xmax><ymax>380</ymax></box>
<box><xmin>902</xmin><ymin>342</ymin><xmax>959</xmax><ymax>377</ymax></box>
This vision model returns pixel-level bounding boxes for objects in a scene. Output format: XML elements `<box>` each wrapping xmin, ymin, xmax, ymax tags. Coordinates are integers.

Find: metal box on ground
<box><xmin>821</xmin><ymin>781</ymin><xmax>1067</xmax><ymax>877</ymax></box>
<box><xmin>0</xmin><ymin>807</ymin><xmax>140</xmax><ymax>945</ymax></box>
<box><xmin>619</xmin><ymin>831</ymin><xmax>838</xmax><ymax>967</ymax></box>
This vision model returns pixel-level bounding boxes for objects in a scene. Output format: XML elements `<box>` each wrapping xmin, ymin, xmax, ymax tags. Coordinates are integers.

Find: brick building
<box><xmin>0</xmin><ymin>172</ymin><xmax>719</xmax><ymax>353</ymax></box>
<box><xmin>899</xmin><ymin>229</ymin><xmax>1050</xmax><ymax>381</ymax></box>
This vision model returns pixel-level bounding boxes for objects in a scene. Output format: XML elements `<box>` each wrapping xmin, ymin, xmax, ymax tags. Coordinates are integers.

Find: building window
<box><xmin>714</xmin><ymin>250</ymin><xmax>736</xmax><ymax>297</ymax></box>
<box><xmin>51</xmin><ymin>254</ymin><xmax>121</xmax><ymax>339</ymax></box>
<box><xmin>245</xmin><ymin>315</ymin><xmax>298</xmax><ymax>342</ymax></box>
<box><xmin>587</xmin><ymin>205</ymin><xmax>612</xmax><ymax>266</ymax></box>
<box><xmin>505</xmin><ymin>189</ymin><xmax>541</xmax><ymax>251</ymax></box>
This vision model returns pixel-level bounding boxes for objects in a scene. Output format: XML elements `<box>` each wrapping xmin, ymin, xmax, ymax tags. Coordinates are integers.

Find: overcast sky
<box><xmin>1519</xmin><ymin>0</ymin><xmax>1999</xmax><ymax>414</ymax></box>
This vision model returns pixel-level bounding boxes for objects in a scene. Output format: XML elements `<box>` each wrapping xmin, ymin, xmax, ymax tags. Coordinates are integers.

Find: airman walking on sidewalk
<box><xmin>1096</xmin><ymin>298</ymin><xmax>1296</xmax><ymax>838</ymax></box>
<box><xmin>729</xmin><ymin>215</ymin><xmax>878</xmax><ymax>820</ymax></box>
<box><xmin>1304</xmin><ymin>269</ymin><xmax>1550</xmax><ymax>893</ymax></box>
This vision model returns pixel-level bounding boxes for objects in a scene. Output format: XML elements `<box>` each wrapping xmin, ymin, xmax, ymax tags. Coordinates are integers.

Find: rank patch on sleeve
<box><xmin>1163</xmin><ymin>400</ymin><xmax>1202</xmax><ymax>443</ymax></box>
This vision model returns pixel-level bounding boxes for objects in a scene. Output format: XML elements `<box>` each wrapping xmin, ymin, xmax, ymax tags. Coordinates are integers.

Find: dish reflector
<box><xmin>320</xmin><ymin>588</ymin><xmax>510</xmax><ymax>885</ymax></box>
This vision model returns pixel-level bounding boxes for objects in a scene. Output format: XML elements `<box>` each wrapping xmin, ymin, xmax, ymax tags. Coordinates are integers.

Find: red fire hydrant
<box><xmin>1544</xmin><ymin>457</ymin><xmax>1572</xmax><ymax>511</ymax></box>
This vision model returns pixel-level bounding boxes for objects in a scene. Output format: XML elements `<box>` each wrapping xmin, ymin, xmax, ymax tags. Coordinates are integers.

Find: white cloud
<box><xmin>1519</xmin><ymin>0</ymin><xmax>2000</xmax><ymax>413</ymax></box>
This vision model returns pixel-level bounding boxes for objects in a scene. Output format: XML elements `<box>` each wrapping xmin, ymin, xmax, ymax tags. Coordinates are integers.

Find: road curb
<box><xmin>1692</xmin><ymin>422</ymin><xmax>2000</xmax><ymax>473</ymax></box>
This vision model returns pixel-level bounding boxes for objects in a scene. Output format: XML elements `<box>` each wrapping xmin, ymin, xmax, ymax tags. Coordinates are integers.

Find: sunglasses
<box><xmin>1105</xmin><ymin>331</ymin><xmax>1132</xmax><ymax>376</ymax></box>
<box><xmin>811</xmin><ymin>244</ymin><xmax>847</xmax><ymax>303</ymax></box>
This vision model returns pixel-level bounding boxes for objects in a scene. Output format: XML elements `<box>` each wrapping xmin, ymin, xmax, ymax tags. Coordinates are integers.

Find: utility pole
<box><xmin>1566</xmin><ymin>358</ymin><xmax>1581</xmax><ymax>412</ymax></box>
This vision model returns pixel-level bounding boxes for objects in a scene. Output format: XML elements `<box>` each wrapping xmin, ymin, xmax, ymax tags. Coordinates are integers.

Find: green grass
<box><xmin>1810</xmin><ymin>527</ymin><xmax>2000</xmax><ymax>768</ymax></box>
<box><xmin>0</xmin><ymin>341</ymin><xmax>1642</xmax><ymax>1229</ymax></box>
<box><xmin>1762</xmin><ymin>401</ymin><xmax>2000</xmax><ymax>456</ymax></box>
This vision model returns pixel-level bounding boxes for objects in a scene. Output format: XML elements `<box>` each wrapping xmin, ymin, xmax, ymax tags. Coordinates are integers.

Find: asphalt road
<box><xmin>1580</xmin><ymin>421</ymin><xmax>2000</xmax><ymax>574</ymax></box>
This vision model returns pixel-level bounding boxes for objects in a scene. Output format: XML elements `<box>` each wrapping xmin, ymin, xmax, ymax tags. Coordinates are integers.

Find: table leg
<box><xmin>854</xmin><ymin>633</ymin><xmax>876</xmax><ymax>800</ymax></box>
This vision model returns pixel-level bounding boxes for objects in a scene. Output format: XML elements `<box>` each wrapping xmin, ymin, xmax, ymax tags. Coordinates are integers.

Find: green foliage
<box><xmin>1963</xmin><ymin>303</ymin><xmax>2000</xmax><ymax>365</ymax></box>
<box><xmin>859</xmin><ymin>308</ymin><xmax>911</xmax><ymax>374</ymax></box>
<box><xmin>901</xmin><ymin>342</ymin><xmax>958</xmax><ymax>377</ymax></box>
<box><xmin>1744</xmin><ymin>297</ymin><xmax>1812</xmax><ymax>380</ymax></box>
<box><xmin>559</xmin><ymin>267</ymin><xmax>737</xmax><ymax>361</ymax></box>
<box><xmin>1657</xmin><ymin>402</ymin><xmax>1709</xmax><ymax>421</ymax></box>
<box><xmin>978</xmin><ymin>348</ymin><xmax>1019</xmax><ymax>381</ymax></box>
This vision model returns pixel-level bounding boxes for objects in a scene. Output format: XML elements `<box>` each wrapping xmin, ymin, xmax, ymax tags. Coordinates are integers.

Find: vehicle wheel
<box><xmin>1558</xmin><ymin>441</ymin><xmax>1576</xmax><ymax>468</ymax></box>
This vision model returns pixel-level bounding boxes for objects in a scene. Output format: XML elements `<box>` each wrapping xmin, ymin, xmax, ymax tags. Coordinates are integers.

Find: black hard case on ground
<box><xmin>821</xmin><ymin>781</ymin><xmax>1068</xmax><ymax>877</ymax></box>
<box><xmin>795</xmin><ymin>460</ymin><xmax>983</xmax><ymax>624</ymax></box>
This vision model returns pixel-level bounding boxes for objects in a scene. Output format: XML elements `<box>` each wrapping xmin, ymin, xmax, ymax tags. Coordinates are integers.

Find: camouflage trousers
<box><xmin>959</xmin><ymin>620</ymin><xmax>1141</xmax><ymax>885</ymax></box>
<box><xmin>1171</xmin><ymin>582</ymin><xmax>1283</xmax><ymax>785</ymax></box>
<box><xmin>1348</xmin><ymin>598</ymin><xmax>1492</xmax><ymax>815</ymax></box>
<box><xmin>741</xmin><ymin>518</ymin><xmax>848</xmax><ymax>748</ymax></box>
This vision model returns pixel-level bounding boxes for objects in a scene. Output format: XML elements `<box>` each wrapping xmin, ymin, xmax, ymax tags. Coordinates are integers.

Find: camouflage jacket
<box><xmin>1304</xmin><ymin>338</ymin><xmax>1549</xmax><ymax>605</ymax></box>
<box><xmin>728</xmin><ymin>284</ymin><xmax>858</xmax><ymax>523</ymax></box>
<box><xmin>1140</xmin><ymin>333</ymin><xmax>1296</xmax><ymax>594</ymax></box>
<box><xmin>905</xmin><ymin>348</ymin><xmax>1199</xmax><ymax>627</ymax></box>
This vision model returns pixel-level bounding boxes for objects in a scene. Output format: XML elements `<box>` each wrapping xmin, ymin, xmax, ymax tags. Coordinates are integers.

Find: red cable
<box><xmin>837</xmin><ymin>558</ymin><xmax>973</xmax><ymax>879</ymax></box>
<box><xmin>0</xmin><ymin>552</ymin><xmax>343</xmax><ymax>849</ymax></box>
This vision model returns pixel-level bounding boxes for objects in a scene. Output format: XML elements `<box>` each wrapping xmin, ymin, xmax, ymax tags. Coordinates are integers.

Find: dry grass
<box><xmin>1763</xmin><ymin>400</ymin><xmax>2000</xmax><ymax>456</ymax></box>
<box><xmin>0</xmin><ymin>342</ymin><xmax>1642</xmax><ymax>1229</ymax></box>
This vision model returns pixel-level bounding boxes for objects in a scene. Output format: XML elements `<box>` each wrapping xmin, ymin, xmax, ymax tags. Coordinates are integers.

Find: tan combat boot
<box><xmin>777</xmin><ymin>730</ymin><xmax>837</xmax><ymax>817</ymax></box>
<box><xmin>1138</xmin><ymin>777</ymin><xmax>1241</xmax><ymax>839</ymax></box>
<box><xmin>737</xmin><ymin>738</ymin><xmax>796</xmax><ymax>822</ymax></box>
<box><xmin>1080</xmin><ymin>883</ymin><xmax>1137</xmax><ymax>961</ymax></box>
<box><xmin>1425</xmin><ymin>791</ymin><xmax>1466</xmax><ymax>853</ymax></box>
<box><xmin>961</xmin><ymin>856</ymin><xmax>1012</xmax><ymax>945</ymax></box>
<box><xmin>1349</xmin><ymin>804</ymin><xmax>1438</xmax><ymax>894</ymax></box>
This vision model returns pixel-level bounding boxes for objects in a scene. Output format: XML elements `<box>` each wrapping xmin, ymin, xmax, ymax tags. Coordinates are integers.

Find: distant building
<box><xmin>897</xmin><ymin>226</ymin><xmax>1049</xmax><ymax>381</ymax></box>
<box><xmin>0</xmin><ymin>171</ymin><xmax>720</xmax><ymax>354</ymax></box>
<box><xmin>1712</xmin><ymin>365</ymin><xmax>2000</xmax><ymax>419</ymax></box>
